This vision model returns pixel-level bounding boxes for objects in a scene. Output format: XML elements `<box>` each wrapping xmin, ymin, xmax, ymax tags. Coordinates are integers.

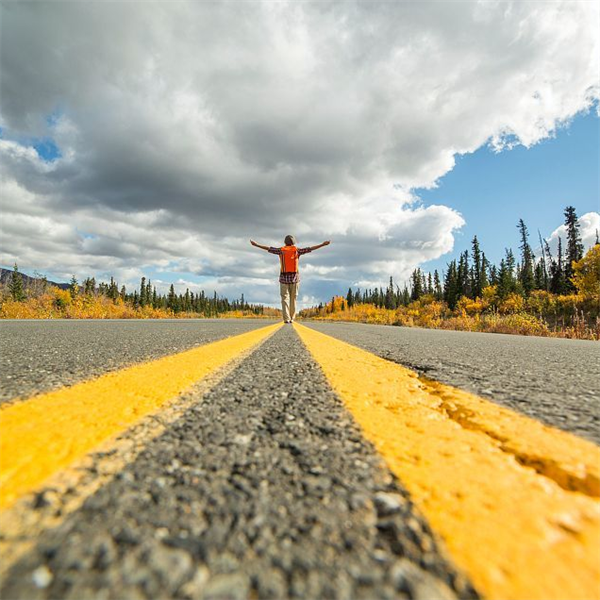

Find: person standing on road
<box><xmin>250</xmin><ymin>235</ymin><xmax>331</xmax><ymax>323</ymax></box>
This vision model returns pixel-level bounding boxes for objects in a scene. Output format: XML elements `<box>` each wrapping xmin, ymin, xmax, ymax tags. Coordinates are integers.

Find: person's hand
<box><xmin>323</xmin><ymin>240</ymin><xmax>331</xmax><ymax>246</ymax></box>
<box><xmin>250</xmin><ymin>240</ymin><xmax>257</xmax><ymax>246</ymax></box>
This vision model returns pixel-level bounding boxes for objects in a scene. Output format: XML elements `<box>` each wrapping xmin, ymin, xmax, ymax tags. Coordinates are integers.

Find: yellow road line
<box><xmin>295</xmin><ymin>323</ymin><xmax>600</xmax><ymax>600</ymax></box>
<box><xmin>0</xmin><ymin>323</ymin><xmax>282</xmax><ymax>510</ymax></box>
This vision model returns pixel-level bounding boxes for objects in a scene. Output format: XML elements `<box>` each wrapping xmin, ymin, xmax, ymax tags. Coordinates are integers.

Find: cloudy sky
<box><xmin>1</xmin><ymin>1</ymin><xmax>599</xmax><ymax>306</ymax></box>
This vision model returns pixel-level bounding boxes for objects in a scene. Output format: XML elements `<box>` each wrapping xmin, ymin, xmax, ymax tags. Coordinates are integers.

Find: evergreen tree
<box><xmin>536</xmin><ymin>231</ymin><xmax>549</xmax><ymax>291</ymax></box>
<box><xmin>433</xmin><ymin>270</ymin><xmax>443</xmax><ymax>300</ymax></box>
<box><xmin>497</xmin><ymin>249</ymin><xmax>517</xmax><ymax>299</ymax></box>
<box><xmin>564</xmin><ymin>206</ymin><xmax>583</xmax><ymax>291</ymax></box>
<box><xmin>120</xmin><ymin>285</ymin><xmax>127</xmax><ymax>300</ymax></box>
<box><xmin>69</xmin><ymin>275</ymin><xmax>79</xmax><ymax>300</ymax></box>
<box><xmin>8</xmin><ymin>263</ymin><xmax>25</xmax><ymax>301</ymax></box>
<box><xmin>489</xmin><ymin>264</ymin><xmax>498</xmax><ymax>286</ymax></box>
<box><xmin>549</xmin><ymin>237</ymin><xmax>566</xmax><ymax>294</ymax></box>
<box><xmin>401</xmin><ymin>285</ymin><xmax>410</xmax><ymax>305</ymax></box>
<box><xmin>471</xmin><ymin>236</ymin><xmax>484</xmax><ymax>298</ymax></box>
<box><xmin>410</xmin><ymin>269</ymin><xmax>423</xmax><ymax>301</ymax></box>
<box><xmin>457</xmin><ymin>251</ymin><xmax>471</xmax><ymax>299</ymax></box>
<box><xmin>108</xmin><ymin>277</ymin><xmax>119</xmax><ymax>300</ymax></box>
<box><xmin>427</xmin><ymin>272</ymin><xmax>433</xmax><ymax>295</ymax></box>
<box><xmin>385</xmin><ymin>276</ymin><xmax>397</xmax><ymax>309</ymax></box>
<box><xmin>517</xmin><ymin>219</ymin><xmax>535</xmax><ymax>295</ymax></box>
<box><xmin>346</xmin><ymin>287</ymin><xmax>354</xmax><ymax>308</ymax></box>
<box><xmin>443</xmin><ymin>260</ymin><xmax>460</xmax><ymax>309</ymax></box>
<box><xmin>167</xmin><ymin>284</ymin><xmax>177</xmax><ymax>310</ymax></box>
<box><xmin>139</xmin><ymin>277</ymin><xmax>147</xmax><ymax>307</ymax></box>
<box><xmin>480</xmin><ymin>253</ymin><xmax>489</xmax><ymax>290</ymax></box>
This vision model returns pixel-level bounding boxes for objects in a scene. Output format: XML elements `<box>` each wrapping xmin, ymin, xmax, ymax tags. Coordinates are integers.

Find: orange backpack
<box><xmin>280</xmin><ymin>245</ymin><xmax>299</xmax><ymax>273</ymax></box>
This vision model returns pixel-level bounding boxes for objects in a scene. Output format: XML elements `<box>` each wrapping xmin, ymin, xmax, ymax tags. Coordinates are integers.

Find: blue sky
<box><xmin>419</xmin><ymin>110</ymin><xmax>600</xmax><ymax>276</ymax></box>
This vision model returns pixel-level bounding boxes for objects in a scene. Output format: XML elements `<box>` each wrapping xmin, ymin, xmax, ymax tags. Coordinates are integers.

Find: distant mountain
<box><xmin>0</xmin><ymin>268</ymin><xmax>70</xmax><ymax>290</ymax></box>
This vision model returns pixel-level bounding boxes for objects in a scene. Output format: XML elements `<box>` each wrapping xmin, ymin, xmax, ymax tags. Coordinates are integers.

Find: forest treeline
<box><xmin>0</xmin><ymin>269</ymin><xmax>276</xmax><ymax>319</ymax></box>
<box><xmin>301</xmin><ymin>206</ymin><xmax>600</xmax><ymax>339</ymax></box>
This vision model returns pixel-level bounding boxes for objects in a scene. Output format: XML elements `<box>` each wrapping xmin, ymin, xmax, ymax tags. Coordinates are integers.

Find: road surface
<box><xmin>0</xmin><ymin>320</ymin><xmax>598</xmax><ymax>600</ymax></box>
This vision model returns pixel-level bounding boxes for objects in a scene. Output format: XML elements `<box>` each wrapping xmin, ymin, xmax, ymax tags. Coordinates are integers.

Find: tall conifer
<box><xmin>564</xmin><ymin>206</ymin><xmax>583</xmax><ymax>290</ymax></box>
<box><xmin>9</xmin><ymin>263</ymin><xmax>25</xmax><ymax>301</ymax></box>
<box><xmin>517</xmin><ymin>219</ymin><xmax>535</xmax><ymax>295</ymax></box>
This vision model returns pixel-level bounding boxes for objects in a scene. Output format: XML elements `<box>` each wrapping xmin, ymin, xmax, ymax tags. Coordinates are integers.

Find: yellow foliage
<box><xmin>572</xmin><ymin>245</ymin><xmax>600</xmax><ymax>299</ymax></box>
<box><xmin>482</xmin><ymin>285</ymin><xmax>498</xmax><ymax>307</ymax></box>
<box><xmin>526</xmin><ymin>290</ymin><xmax>555</xmax><ymax>315</ymax></box>
<box><xmin>456</xmin><ymin>296</ymin><xmax>486</xmax><ymax>316</ymax></box>
<box><xmin>498</xmin><ymin>293</ymin><xmax>524</xmax><ymax>314</ymax></box>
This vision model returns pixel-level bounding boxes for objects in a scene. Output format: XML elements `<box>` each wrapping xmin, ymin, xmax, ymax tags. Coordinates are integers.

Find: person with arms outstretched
<box><xmin>250</xmin><ymin>235</ymin><xmax>331</xmax><ymax>323</ymax></box>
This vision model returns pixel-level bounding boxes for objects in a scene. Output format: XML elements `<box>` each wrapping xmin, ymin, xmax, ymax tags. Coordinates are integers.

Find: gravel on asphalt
<box><xmin>0</xmin><ymin>326</ymin><xmax>478</xmax><ymax>600</ymax></box>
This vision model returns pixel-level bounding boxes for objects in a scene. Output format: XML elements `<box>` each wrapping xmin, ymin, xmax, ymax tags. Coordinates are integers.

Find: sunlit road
<box><xmin>0</xmin><ymin>320</ymin><xmax>598</xmax><ymax>600</ymax></box>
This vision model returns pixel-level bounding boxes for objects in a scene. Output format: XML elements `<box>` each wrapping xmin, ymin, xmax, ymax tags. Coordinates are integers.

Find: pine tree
<box><xmin>386</xmin><ymin>276</ymin><xmax>397</xmax><ymax>309</ymax></box>
<box><xmin>346</xmin><ymin>287</ymin><xmax>354</xmax><ymax>308</ymax></box>
<box><xmin>536</xmin><ymin>231</ymin><xmax>549</xmax><ymax>291</ymax></box>
<box><xmin>443</xmin><ymin>261</ymin><xmax>459</xmax><ymax>309</ymax></box>
<box><xmin>497</xmin><ymin>249</ymin><xmax>517</xmax><ymax>299</ymax></box>
<box><xmin>69</xmin><ymin>276</ymin><xmax>79</xmax><ymax>299</ymax></box>
<box><xmin>108</xmin><ymin>277</ymin><xmax>118</xmax><ymax>300</ymax></box>
<box><xmin>480</xmin><ymin>253</ymin><xmax>489</xmax><ymax>290</ymax></box>
<box><xmin>410</xmin><ymin>269</ymin><xmax>423</xmax><ymax>301</ymax></box>
<box><xmin>167</xmin><ymin>284</ymin><xmax>176</xmax><ymax>310</ymax></box>
<box><xmin>549</xmin><ymin>237</ymin><xmax>566</xmax><ymax>294</ymax></box>
<box><xmin>433</xmin><ymin>270</ymin><xmax>443</xmax><ymax>300</ymax></box>
<box><xmin>564</xmin><ymin>206</ymin><xmax>583</xmax><ymax>291</ymax></box>
<box><xmin>489</xmin><ymin>264</ymin><xmax>498</xmax><ymax>286</ymax></box>
<box><xmin>139</xmin><ymin>277</ymin><xmax>147</xmax><ymax>307</ymax></box>
<box><xmin>471</xmin><ymin>236</ymin><xmax>484</xmax><ymax>298</ymax></box>
<box><xmin>8</xmin><ymin>263</ymin><xmax>25</xmax><ymax>301</ymax></box>
<box><xmin>517</xmin><ymin>219</ymin><xmax>535</xmax><ymax>295</ymax></box>
<box><xmin>457</xmin><ymin>251</ymin><xmax>471</xmax><ymax>299</ymax></box>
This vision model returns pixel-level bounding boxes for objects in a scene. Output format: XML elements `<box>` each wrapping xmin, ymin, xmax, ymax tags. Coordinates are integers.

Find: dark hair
<box><xmin>284</xmin><ymin>235</ymin><xmax>296</xmax><ymax>246</ymax></box>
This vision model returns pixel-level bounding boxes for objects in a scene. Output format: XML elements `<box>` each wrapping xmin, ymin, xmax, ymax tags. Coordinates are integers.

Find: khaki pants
<box><xmin>280</xmin><ymin>282</ymin><xmax>298</xmax><ymax>322</ymax></box>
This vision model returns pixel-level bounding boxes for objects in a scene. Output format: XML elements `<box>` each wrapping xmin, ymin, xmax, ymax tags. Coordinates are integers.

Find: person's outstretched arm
<box><xmin>308</xmin><ymin>240</ymin><xmax>331</xmax><ymax>251</ymax></box>
<box><xmin>250</xmin><ymin>240</ymin><xmax>271</xmax><ymax>251</ymax></box>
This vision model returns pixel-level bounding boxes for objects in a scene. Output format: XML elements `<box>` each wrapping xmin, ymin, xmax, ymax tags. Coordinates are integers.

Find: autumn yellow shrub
<box><xmin>498</xmin><ymin>293</ymin><xmax>524</xmax><ymax>314</ymax></box>
<box><xmin>572</xmin><ymin>245</ymin><xmax>600</xmax><ymax>299</ymax></box>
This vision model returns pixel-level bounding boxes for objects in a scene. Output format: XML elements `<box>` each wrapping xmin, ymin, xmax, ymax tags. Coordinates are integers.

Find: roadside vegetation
<box><xmin>0</xmin><ymin>270</ymin><xmax>279</xmax><ymax>320</ymax></box>
<box><xmin>301</xmin><ymin>206</ymin><xmax>600</xmax><ymax>340</ymax></box>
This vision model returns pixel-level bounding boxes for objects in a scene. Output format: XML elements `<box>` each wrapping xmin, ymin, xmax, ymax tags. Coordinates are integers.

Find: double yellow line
<box><xmin>1</xmin><ymin>321</ymin><xmax>598</xmax><ymax>600</ymax></box>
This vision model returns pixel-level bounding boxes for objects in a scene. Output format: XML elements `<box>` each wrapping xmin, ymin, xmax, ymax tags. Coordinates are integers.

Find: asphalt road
<box><xmin>305</xmin><ymin>322</ymin><xmax>600</xmax><ymax>445</ymax></box>
<box><xmin>0</xmin><ymin>319</ymin><xmax>276</xmax><ymax>403</ymax></box>
<box><xmin>0</xmin><ymin>325</ymin><xmax>475</xmax><ymax>600</ymax></box>
<box><xmin>1</xmin><ymin>320</ymin><xmax>597</xmax><ymax>599</ymax></box>
<box><xmin>3</xmin><ymin>319</ymin><xmax>597</xmax><ymax>443</ymax></box>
